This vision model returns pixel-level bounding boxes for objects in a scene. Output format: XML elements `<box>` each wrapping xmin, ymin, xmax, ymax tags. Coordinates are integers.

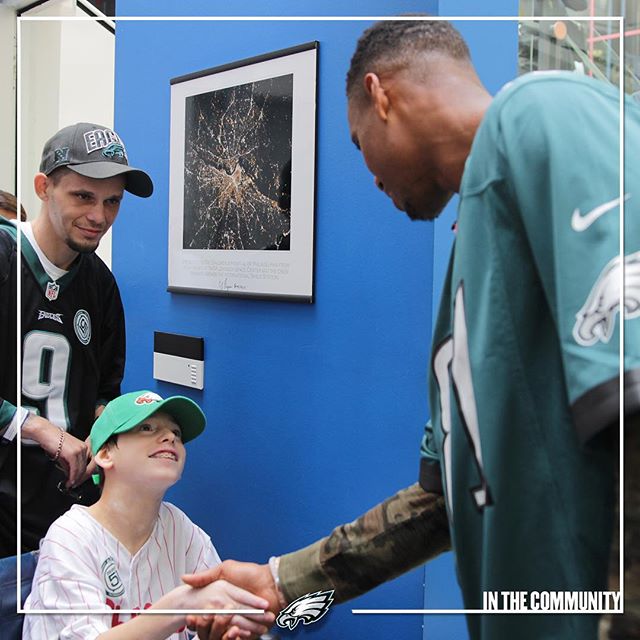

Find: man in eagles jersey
<box><xmin>0</xmin><ymin>122</ymin><xmax>153</xmax><ymax>558</ymax></box>
<box><xmin>186</xmin><ymin>19</ymin><xmax>640</xmax><ymax>640</ymax></box>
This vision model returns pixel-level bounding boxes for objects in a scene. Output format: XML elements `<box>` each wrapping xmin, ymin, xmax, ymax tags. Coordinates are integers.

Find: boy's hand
<box><xmin>179</xmin><ymin>578</ymin><xmax>274</xmax><ymax>640</ymax></box>
<box><xmin>183</xmin><ymin>562</ymin><xmax>280</xmax><ymax>639</ymax></box>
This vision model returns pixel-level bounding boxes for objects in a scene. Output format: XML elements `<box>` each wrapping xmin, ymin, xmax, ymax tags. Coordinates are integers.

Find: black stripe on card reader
<box><xmin>154</xmin><ymin>332</ymin><xmax>204</xmax><ymax>361</ymax></box>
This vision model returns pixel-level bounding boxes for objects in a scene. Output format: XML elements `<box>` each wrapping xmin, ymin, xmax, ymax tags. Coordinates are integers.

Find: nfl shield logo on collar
<box><xmin>45</xmin><ymin>281</ymin><xmax>60</xmax><ymax>301</ymax></box>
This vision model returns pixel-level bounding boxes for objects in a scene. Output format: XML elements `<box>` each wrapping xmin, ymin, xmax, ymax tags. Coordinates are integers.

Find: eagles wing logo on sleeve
<box><xmin>276</xmin><ymin>590</ymin><xmax>334</xmax><ymax>630</ymax></box>
<box><xmin>573</xmin><ymin>251</ymin><xmax>640</xmax><ymax>346</ymax></box>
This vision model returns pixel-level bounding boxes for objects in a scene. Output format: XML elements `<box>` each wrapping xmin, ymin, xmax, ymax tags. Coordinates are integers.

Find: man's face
<box><xmin>347</xmin><ymin>95</ymin><xmax>454</xmax><ymax>221</ymax></box>
<box><xmin>43</xmin><ymin>170</ymin><xmax>125</xmax><ymax>254</ymax></box>
<box><xmin>111</xmin><ymin>412</ymin><xmax>187</xmax><ymax>488</ymax></box>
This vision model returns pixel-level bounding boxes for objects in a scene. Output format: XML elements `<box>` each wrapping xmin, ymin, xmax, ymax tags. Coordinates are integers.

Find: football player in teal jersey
<box><xmin>184</xmin><ymin>20</ymin><xmax>639</xmax><ymax>640</ymax></box>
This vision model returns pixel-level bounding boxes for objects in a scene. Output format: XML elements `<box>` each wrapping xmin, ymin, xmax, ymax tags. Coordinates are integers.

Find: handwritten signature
<box><xmin>219</xmin><ymin>278</ymin><xmax>247</xmax><ymax>291</ymax></box>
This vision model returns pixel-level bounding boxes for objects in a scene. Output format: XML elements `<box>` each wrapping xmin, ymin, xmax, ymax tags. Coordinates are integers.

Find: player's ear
<box><xmin>33</xmin><ymin>173</ymin><xmax>50</xmax><ymax>201</ymax></box>
<box><xmin>363</xmin><ymin>72</ymin><xmax>390</xmax><ymax>122</ymax></box>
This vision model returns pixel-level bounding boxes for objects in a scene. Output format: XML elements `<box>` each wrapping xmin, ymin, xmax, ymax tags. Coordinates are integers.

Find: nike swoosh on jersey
<box><xmin>571</xmin><ymin>194</ymin><xmax>630</xmax><ymax>232</ymax></box>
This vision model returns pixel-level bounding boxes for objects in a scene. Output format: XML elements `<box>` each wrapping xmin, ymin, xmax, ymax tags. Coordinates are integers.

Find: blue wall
<box><xmin>113</xmin><ymin>3</ymin><xmax>517</xmax><ymax>639</ymax></box>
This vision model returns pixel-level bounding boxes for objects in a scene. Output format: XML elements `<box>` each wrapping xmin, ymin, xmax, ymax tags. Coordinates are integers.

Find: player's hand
<box><xmin>182</xmin><ymin>561</ymin><xmax>280</xmax><ymax>640</ymax></box>
<box><xmin>178</xmin><ymin>579</ymin><xmax>274</xmax><ymax>640</ymax></box>
<box><xmin>21</xmin><ymin>414</ymin><xmax>90</xmax><ymax>488</ymax></box>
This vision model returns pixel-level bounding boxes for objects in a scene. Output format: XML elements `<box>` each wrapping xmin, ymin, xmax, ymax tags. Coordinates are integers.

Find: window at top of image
<box><xmin>85</xmin><ymin>0</ymin><xmax>115</xmax><ymax>16</ymax></box>
<box><xmin>519</xmin><ymin>0</ymin><xmax>640</xmax><ymax>101</ymax></box>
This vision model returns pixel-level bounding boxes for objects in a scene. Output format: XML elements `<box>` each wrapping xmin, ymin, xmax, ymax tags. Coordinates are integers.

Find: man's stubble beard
<box><xmin>66</xmin><ymin>237</ymin><xmax>100</xmax><ymax>254</ymax></box>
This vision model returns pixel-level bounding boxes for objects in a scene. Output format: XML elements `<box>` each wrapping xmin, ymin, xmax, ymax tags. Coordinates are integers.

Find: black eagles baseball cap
<box><xmin>39</xmin><ymin>122</ymin><xmax>154</xmax><ymax>198</ymax></box>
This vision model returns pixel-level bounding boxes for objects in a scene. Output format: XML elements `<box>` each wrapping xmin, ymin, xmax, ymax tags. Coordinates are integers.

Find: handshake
<box><xmin>182</xmin><ymin>559</ymin><xmax>284</xmax><ymax>640</ymax></box>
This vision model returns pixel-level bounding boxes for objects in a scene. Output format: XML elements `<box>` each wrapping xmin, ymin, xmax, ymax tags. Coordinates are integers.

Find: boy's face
<box><xmin>108</xmin><ymin>411</ymin><xmax>187</xmax><ymax>488</ymax></box>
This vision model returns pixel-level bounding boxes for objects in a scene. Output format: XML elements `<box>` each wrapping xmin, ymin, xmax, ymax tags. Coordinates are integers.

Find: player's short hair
<box><xmin>346</xmin><ymin>18</ymin><xmax>471</xmax><ymax>102</ymax></box>
<box><xmin>0</xmin><ymin>190</ymin><xmax>27</xmax><ymax>221</ymax></box>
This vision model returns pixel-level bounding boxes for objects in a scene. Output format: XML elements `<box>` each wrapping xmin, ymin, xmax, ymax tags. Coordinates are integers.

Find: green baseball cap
<box><xmin>91</xmin><ymin>390</ymin><xmax>206</xmax><ymax>456</ymax></box>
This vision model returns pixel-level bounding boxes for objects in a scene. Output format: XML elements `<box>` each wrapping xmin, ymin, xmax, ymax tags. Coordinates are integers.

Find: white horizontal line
<box><xmin>352</xmin><ymin>609</ymin><xmax>624</xmax><ymax>615</ymax></box>
<box><xmin>21</xmin><ymin>608</ymin><xmax>264</xmax><ymax>615</ymax></box>
<box><xmin>18</xmin><ymin>16</ymin><xmax>624</xmax><ymax>22</ymax></box>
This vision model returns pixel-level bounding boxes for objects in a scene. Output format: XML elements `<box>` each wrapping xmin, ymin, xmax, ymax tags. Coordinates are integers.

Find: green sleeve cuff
<box><xmin>279</xmin><ymin>539</ymin><xmax>332</xmax><ymax>604</ymax></box>
<box><xmin>0</xmin><ymin>400</ymin><xmax>17</xmax><ymax>432</ymax></box>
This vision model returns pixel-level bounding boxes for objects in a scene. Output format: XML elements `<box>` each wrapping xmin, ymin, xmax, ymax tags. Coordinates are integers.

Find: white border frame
<box><xmin>14</xmin><ymin>12</ymin><xmax>625</xmax><ymax>619</ymax></box>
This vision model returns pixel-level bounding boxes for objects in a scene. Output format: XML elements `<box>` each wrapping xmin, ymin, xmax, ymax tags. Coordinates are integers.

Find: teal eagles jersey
<box><xmin>0</xmin><ymin>219</ymin><xmax>125</xmax><ymax>554</ymax></box>
<box><xmin>419</xmin><ymin>73</ymin><xmax>639</xmax><ymax>639</ymax></box>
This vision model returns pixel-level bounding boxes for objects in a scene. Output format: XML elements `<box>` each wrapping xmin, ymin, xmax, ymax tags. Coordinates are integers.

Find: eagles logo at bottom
<box><xmin>276</xmin><ymin>590</ymin><xmax>335</xmax><ymax>630</ymax></box>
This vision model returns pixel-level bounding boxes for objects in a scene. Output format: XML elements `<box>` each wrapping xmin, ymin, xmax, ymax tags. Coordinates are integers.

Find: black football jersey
<box><xmin>0</xmin><ymin>218</ymin><xmax>125</xmax><ymax>554</ymax></box>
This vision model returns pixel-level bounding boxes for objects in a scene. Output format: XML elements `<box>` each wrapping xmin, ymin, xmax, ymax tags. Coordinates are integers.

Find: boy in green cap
<box><xmin>23</xmin><ymin>390</ymin><xmax>273</xmax><ymax>639</ymax></box>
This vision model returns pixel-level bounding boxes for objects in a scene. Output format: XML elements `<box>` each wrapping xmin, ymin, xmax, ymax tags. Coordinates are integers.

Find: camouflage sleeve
<box><xmin>278</xmin><ymin>482</ymin><xmax>451</xmax><ymax>604</ymax></box>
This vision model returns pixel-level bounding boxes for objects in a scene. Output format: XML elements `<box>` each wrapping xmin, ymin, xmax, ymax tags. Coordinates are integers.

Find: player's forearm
<box><xmin>279</xmin><ymin>482</ymin><xmax>451</xmax><ymax>604</ymax></box>
<box><xmin>96</xmin><ymin>586</ymin><xmax>189</xmax><ymax>639</ymax></box>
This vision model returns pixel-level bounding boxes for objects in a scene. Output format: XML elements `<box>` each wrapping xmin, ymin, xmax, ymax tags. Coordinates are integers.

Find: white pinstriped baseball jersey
<box><xmin>22</xmin><ymin>502</ymin><xmax>221</xmax><ymax>639</ymax></box>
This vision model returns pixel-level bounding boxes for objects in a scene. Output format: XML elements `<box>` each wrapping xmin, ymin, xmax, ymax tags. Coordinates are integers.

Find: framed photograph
<box><xmin>168</xmin><ymin>42</ymin><xmax>318</xmax><ymax>302</ymax></box>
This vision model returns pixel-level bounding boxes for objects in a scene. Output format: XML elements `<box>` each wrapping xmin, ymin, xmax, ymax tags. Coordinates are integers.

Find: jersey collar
<box><xmin>20</xmin><ymin>231</ymin><xmax>81</xmax><ymax>296</ymax></box>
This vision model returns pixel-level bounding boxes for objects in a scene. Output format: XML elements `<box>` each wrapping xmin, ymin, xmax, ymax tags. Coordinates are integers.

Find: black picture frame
<box><xmin>168</xmin><ymin>42</ymin><xmax>318</xmax><ymax>302</ymax></box>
